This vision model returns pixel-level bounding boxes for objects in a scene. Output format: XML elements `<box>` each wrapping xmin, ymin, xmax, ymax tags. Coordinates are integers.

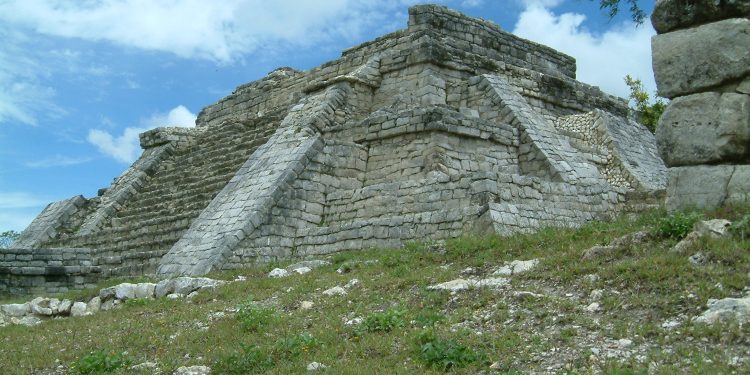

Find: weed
<box><xmin>213</xmin><ymin>345</ymin><xmax>273</xmax><ymax>375</ymax></box>
<box><xmin>360</xmin><ymin>308</ymin><xmax>406</xmax><ymax>333</ymax></box>
<box><xmin>235</xmin><ymin>297</ymin><xmax>275</xmax><ymax>332</ymax></box>
<box><xmin>417</xmin><ymin>330</ymin><xmax>483</xmax><ymax>371</ymax></box>
<box><xmin>655</xmin><ymin>211</ymin><xmax>702</xmax><ymax>239</ymax></box>
<box><xmin>272</xmin><ymin>333</ymin><xmax>320</xmax><ymax>360</ymax></box>
<box><xmin>730</xmin><ymin>213</ymin><xmax>750</xmax><ymax>240</ymax></box>
<box><xmin>414</xmin><ymin>310</ymin><xmax>445</xmax><ymax>328</ymax></box>
<box><xmin>69</xmin><ymin>350</ymin><xmax>129</xmax><ymax>374</ymax></box>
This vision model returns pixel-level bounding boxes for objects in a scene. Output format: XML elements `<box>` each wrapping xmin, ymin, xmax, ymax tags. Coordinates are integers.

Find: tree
<box><xmin>624</xmin><ymin>75</ymin><xmax>667</xmax><ymax>133</ymax></box>
<box><xmin>594</xmin><ymin>0</ymin><xmax>647</xmax><ymax>25</ymax></box>
<box><xmin>0</xmin><ymin>230</ymin><xmax>20</xmax><ymax>249</ymax></box>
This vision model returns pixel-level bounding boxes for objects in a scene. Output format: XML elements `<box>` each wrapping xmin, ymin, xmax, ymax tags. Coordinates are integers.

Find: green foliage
<box><xmin>595</xmin><ymin>0</ymin><xmax>646</xmax><ymax>24</ymax></box>
<box><xmin>213</xmin><ymin>345</ymin><xmax>273</xmax><ymax>375</ymax></box>
<box><xmin>70</xmin><ymin>351</ymin><xmax>129</xmax><ymax>374</ymax></box>
<box><xmin>730</xmin><ymin>213</ymin><xmax>750</xmax><ymax>241</ymax></box>
<box><xmin>272</xmin><ymin>333</ymin><xmax>320</xmax><ymax>360</ymax></box>
<box><xmin>417</xmin><ymin>330</ymin><xmax>482</xmax><ymax>371</ymax></box>
<box><xmin>0</xmin><ymin>230</ymin><xmax>20</xmax><ymax>249</ymax></box>
<box><xmin>655</xmin><ymin>211</ymin><xmax>703</xmax><ymax>240</ymax></box>
<box><xmin>625</xmin><ymin>75</ymin><xmax>667</xmax><ymax>133</ymax></box>
<box><xmin>235</xmin><ymin>297</ymin><xmax>276</xmax><ymax>332</ymax></box>
<box><xmin>360</xmin><ymin>308</ymin><xmax>406</xmax><ymax>333</ymax></box>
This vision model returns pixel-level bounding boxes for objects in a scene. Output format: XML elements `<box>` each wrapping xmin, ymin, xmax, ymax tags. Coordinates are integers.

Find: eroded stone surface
<box><xmin>652</xmin><ymin>0</ymin><xmax>750</xmax><ymax>34</ymax></box>
<box><xmin>652</xmin><ymin>18</ymin><xmax>750</xmax><ymax>99</ymax></box>
<box><xmin>656</xmin><ymin>92</ymin><xmax>750</xmax><ymax>166</ymax></box>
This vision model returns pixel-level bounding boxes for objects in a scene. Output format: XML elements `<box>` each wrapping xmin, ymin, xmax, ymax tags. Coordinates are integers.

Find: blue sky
<box><xmin>0</xmin><ymin>0</ymin><xmax>656</xmax><ymax>231</ymax></box>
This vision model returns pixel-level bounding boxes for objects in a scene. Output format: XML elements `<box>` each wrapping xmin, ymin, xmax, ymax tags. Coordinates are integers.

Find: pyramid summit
<box><xmin>3</xmin><ymin>4</ymin><xmax>666</xmax><ymax>295</ymax></box>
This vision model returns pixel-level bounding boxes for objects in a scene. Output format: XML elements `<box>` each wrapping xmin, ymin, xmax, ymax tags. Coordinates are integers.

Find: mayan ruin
<box><xmin>1</xmin><ymin>4</ymin><xmax>668</xmax><ymax>296</ymax></box>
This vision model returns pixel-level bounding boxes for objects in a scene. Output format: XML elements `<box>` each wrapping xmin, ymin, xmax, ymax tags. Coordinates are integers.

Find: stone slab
<box><xmin>652</xmin><ymin>0</ymin><xmax>750</xmax><ymax>34</ymax></box>
<box><xmin>656</xmin><ymin>92</ymin><xmax>750</xmax><ymax>166</ymax></box>
<box><xmin>666</xmin><ymin>165</ymin><xmax>750</xmax><ymax>211</ymax></box>
<box><xmin>652</xmin><ymin>18</ymin><xmax>750</xmax><ymax>98</ymax></box>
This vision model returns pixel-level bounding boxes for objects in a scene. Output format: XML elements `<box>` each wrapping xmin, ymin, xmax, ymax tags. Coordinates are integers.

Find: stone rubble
<box><xmin>0</xmin><ymin>276</ymin><xmax>227</xmax><ymax>327</ymax></box>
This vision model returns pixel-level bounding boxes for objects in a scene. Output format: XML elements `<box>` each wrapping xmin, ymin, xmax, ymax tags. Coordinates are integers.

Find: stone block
<box><xmin>651</xmin><ymin>0</ymin><xmax>750</xmax><ymax>34</ymax></box>
<box><xmin>652</xmin><ymin>18</ymin><xmax>750</xmax><ymax>98</ymax></box>
<box><xmin>666</xmin><ymin>165</ymin><xmax>750</xmax><ymax>211</ymax></box>
<box><xmin>656</xmin><ymin>92</ymin><xmax>750</xmax><ymax>166</ymax></box>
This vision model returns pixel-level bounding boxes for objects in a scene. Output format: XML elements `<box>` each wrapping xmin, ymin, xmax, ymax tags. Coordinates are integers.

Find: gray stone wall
<box><xmin>652</xmin><ymin>0</ymin><xmax>750</xmax><ymax>210</ymax></box>
<box><xmin>0</xmin><ymin>248</ymin><xmax>100</xmax><ymax>296</ymax></box>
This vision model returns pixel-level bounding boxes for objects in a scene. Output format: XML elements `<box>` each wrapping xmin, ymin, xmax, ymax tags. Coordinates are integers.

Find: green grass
<box><xmin>1</xmin><ymin>207</ymin><xmax>750</xmax><ymax>374</ymax></box>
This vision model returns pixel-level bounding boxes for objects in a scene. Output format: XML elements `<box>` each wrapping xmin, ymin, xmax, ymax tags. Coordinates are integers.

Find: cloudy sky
<box><xmin>0</xmin><ymin>0</ymin><xmax>657</xmax><ymax>231</ymax></box>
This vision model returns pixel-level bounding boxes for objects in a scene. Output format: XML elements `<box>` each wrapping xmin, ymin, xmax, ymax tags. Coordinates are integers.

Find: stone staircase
<box><xmin>48</xmin><ymin>116</ymin><xmax>283</xmax><ymax>276</ymax></box>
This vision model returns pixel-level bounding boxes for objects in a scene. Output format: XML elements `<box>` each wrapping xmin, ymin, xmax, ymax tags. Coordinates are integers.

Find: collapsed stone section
<box><xmin>652</xmin><ymin>1</ymin><xmax>750</xmax><ymax>210</ymax></box>
<box><xmin>7</xmin><ymin>4</ymin><xmax>666</xmax><ymax>288</ymax></box>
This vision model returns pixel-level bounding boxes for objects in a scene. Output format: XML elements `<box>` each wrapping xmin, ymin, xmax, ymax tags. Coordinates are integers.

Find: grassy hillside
<box><xmin>1</xmin><ymin>207</ymin><xmax>749</xmax><ymax>374</ymax></box>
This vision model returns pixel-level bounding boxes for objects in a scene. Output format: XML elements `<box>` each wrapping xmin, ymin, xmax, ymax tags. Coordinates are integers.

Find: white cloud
<box><xmin>87</xmin><ymin>105</ymin><xmax>197</xmax><ymax>163</ymax></box>
<box><xmin>25</xmin><ymin>155</ymin><xmax>92</xmax><ymax>168</ymax></box>
<box><xmin>0</xmin><ymin>26</ymin><xmax>65</xmax><ymax>126</ymax></box>
<box><xmin>512</xmin><ymin>2</ymin><xmax>657</xmax><ymax>100</ymax></box>
<box><xmin>0</xmin><ymin>0</ymin><xmax>424</xmax><ymax>64</ymax></box>
<box><xmin>145</xmin><ymin>105</ymin><xmax>197</xmax><ymax>128</ymax></box>
<box><xmin>0</xmin><ymin>192</ymin><xmax>49</xmax><ymax>209</ymax></box>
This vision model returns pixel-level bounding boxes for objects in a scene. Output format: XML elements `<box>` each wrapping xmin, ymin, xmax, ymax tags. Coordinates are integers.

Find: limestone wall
<box><xmin>0</xmin><ymin>248</ymin><xmax>100</xmax><ymax>296</ymax></box>
<box><xmin>652</xmin><ymin>0</ymin><xmax>750</xmax><ymax>210</ymax></box>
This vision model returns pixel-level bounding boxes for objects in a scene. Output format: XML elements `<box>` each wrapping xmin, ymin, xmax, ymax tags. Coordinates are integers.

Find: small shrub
<box><xmin>417</xmin><ymin>331</ymin><xmax>482</xmax><ymax>371</ymax></box>
<box><xmin>361</xmin><ymin>308</ymin><xmax>406</xmax><ymax>333</ymax></box>
<box><xmin>730</xmin><ymin>213</ymin><xmax>750</xmax><ymax>240</ymax></box>
<box><xmin>272</xmin><ymin>333</ymin><xmax>320</xmax><ymax>360</ymax></box>
<box><xmin>213</xmin><ymin>345</ymin><xmax>273</xmax><ymax>375</ymax></box>
<box><xmin>235</xmin><ymin>298</ymin><xmax>276</xmax><ymax>332</ymax></box>
<box><xmin>655</xmin><ymin>211</ymin><xmax>702</xmax><ymax>240</ymax></box>
<box><xmin>70</xmin><ymin>350</ymin><xmax>129</xmax><ymax>374</ymax></box>
<box><xmin>415</xmin><ymin>311</ymin><xmax>445</xmax><ymax>328</ymax></box>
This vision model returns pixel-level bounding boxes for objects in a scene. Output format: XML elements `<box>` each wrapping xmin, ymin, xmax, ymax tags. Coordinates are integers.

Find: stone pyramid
<box><xmin>4</xmin><ymin>5</ymin><xmax>666</xmax><ymax>295</ymax></box>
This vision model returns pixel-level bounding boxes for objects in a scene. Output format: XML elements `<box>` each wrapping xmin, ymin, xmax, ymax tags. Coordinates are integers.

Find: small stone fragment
<box><xmin>300</xmin><ymin>301</ymin><xmax>314</xmax><ymax>310</ymax></box>
<box><xmin>322</xmin><ymin>286</ymin><xmax>347</xmax><ymax>296</ymax></box>
<box><xmin>173</xmin><ymin>365</ymin><xmax>211</xmax><ymax>375</ymax></box>
<box><xmin>268</xmin><ymin>268</ymin><xmax>290</xmax><ymax>278</ymax></box>
<box><xmin>306</xmin><ymin>362</ymin><xmax>327</xmax><ymax>371</ymax></box>
<box><xmin>585</xmin><ymin>302</ymin><xmax>602</xmax><ymax>313</ymax></box>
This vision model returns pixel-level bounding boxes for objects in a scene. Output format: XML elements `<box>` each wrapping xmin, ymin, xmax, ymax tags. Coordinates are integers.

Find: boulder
<box><xmin>155</xmin><ymin>277</ymin><xmax>226</xmax><ymax>298</ymax></box>
<box><xmin>666</xmin><ymin>165</ymin><xmax>750</xmax><ymax>211</ymax></box>
<box><xmin>671</xmin><ymin>231</ymin><xmax>702</xmax><ymax>254</ymax></box>
<box><xmin>656</xmin><ymin>92</ymin><xmax>750</xmax><ymax>166</ymax></box>
<box><xmin>134</xmin><ymin>283</ymin><xmax>156</xmax><ymax>299</ymax></box>
<box><xmin>694</xmin><ymin>219</ymin><xmax>733</xmax><ymax>238</ymax></box>
<box><xmin>57</xmin><ymin>299</ymin><xmax>73</xmax><ymax>315</ymax></box>
<box><xmin>109</xmin><ymin>283</ymin><xmax>137</xmax><ymax>300</ymax></box>
<box><xmin>17</xmin><ymin>316</ymin><xmax>42</xmax><ymax>326</ymax></box>
<box><xmin>651</xmin><ymin>0</ymin><xmax>750</xmax><ymax>34</ymax></box>
<box><xmin>29</xmin><ymin>297</ymin><xmax>53</xmax><ymax>316</ymax></box>
<box><xmin>322</xmin><ymin>286</ymin><xmax>347</xmax><ymax>296</ymax></box>
<box><xmin>292</xmin><ymin>266</ymin><xmax>312</xmax><ymax>275</ymax></box>
<box><xmin>268</xmin><ymin>268</ymin><xmax>290</xmax><ymax>278</ymax></box>
<box><xmin>286</xmin><ymin>259</ymin><xmax>330</xmax><ymax>271</ymax></box>
<box><xmin>652</xmin><ymin>18</ymin><xmax>750</xmax><ymax>98</ymax></box>
<box><xmin>427</xmin><ymin>277</ymin><xmax>509</xmax><ymax>292</ymax></box>
<box><xmin>70</xmin><ymin>302</ymin><xmax>88</xmax><ymax>317</ymax></box>
<box><xmin>492</xmin><ymin>259</ymin><xmax>539</xmax><ymax>276</ymax></box>
<box><xmin>695</xmin><ymin>296</ymin><xmax>750</xmax><ymax>324</ymax></box>
<box><xmin>86</xmin><ymin>296</ymin><xmax>101</xmax><ymax>314</ymax></box>
<box><xmin>1</xmin><ymin>303</ymin><xmax>31</xmax><ymax>317</ymax></box>
<box><xmin>99</xmin><ymin>286</ymin><xmax>117</xmax><ymax>302</ymax></box>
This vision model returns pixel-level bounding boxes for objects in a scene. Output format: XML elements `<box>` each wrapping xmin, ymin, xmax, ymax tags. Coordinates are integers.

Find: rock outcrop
<box><xmin>652</xmin><ymin>1</ymin><xmax>750</xmax><ymax>211</ymax></box>
<box><xmin>4</xmin><ymin>5</ymin><xmax>666</xmax><ymax>294</ymax></box>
